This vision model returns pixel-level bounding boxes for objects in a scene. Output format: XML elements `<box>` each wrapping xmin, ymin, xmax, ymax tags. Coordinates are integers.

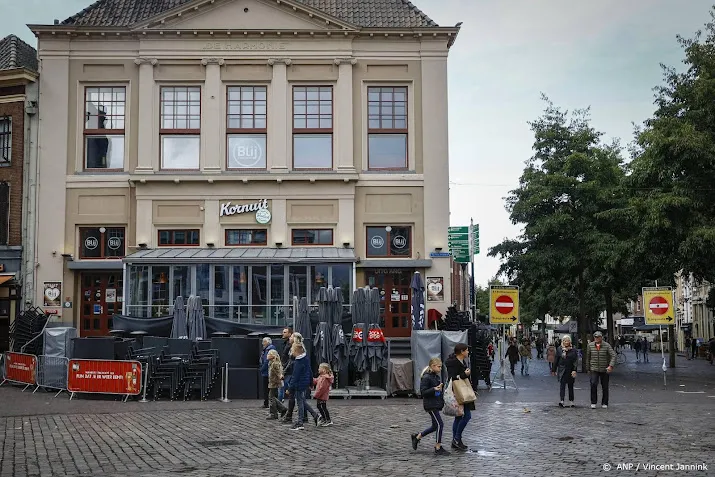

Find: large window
<box><xmin>291</xmin><ymin>229</ymin><xmax>333</xmax><ymax>246</ymax></box>
<box><xmin>293</xmin><ymin>86</ymin><xmax>332</xmax><ymax>169</ymax></box>
<box><xmin>227</xmin><ymin>86</ymin><xmax>267</xmax><ymax>169</ymax></box>
<box><xmin>158</xmin><ymin>229</ymin><xmax>200</xmax><ymax>246</ymax></box>
<box><xmin>84</xmin><ymin>87</ymin><xmax>125</xmax><ymax>170</ymax></box>
<box><xmin>0</xmin><ymin>182</ymin><xmax>8</xmax><ymax>245</ymax></box>
<box><xmin>367</xmin><ymin>86</ymin><xmax>408</xmax><ymax>170</ymax></box>
<box><xmin>79</xmin><ymin>227</ymin><xmax>125</xmax><ymax>259</ymax></box>
<box><xmin>225</xmin><ymin>229</ymin><xmax>267</xmax><ymax>246</ymax></box>
<box><xmin>366</xmin><ymin>226</ymin><xmax>411</xmax><ymax>257</ymax></box>
<box><xmin>160</xmin><ymin>86</ymin><xmax>201</xmax><ymax>169</ymax></box>
<box><xmin>0</xmin><ymin>117</ymin><xmax>11</xmax><ymax>166</ymax></box>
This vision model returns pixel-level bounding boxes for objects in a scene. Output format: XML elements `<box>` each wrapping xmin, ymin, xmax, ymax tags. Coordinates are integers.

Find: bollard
<box><xmin>139</xmin><ymin>362</ymin><xmax>150</xmax><ymax>403</ymax></box>
<box><xmin>220</xmin><ymin>363</ymin><xmax>231</xmax><ymax>403</ymax></box>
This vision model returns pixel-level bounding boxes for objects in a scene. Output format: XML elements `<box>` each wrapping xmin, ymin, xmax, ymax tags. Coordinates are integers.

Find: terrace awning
<box><xmin>123</xmin><ymin>247</ymin><xmax>357</xmax><ymax>264</ymax></box>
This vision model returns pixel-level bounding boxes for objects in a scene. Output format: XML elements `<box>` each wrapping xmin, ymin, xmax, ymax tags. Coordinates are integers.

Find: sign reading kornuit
<box><xmin>43</xmin><ymin>282</ymin><xmax>62</xmax><ymax>308</ymax></box>
<box><xmin>426</xmin><ymin>277</ymin><xmax>444</xmax><ymax>302</ymax></box>
<box><xmin>220</xmin><ymin>199</ymin><xmax>272</xmax><ymax>224</ymax></box>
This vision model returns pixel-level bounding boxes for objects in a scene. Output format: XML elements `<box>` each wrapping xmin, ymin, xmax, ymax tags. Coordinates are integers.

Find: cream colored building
<box><xmin>29</xmin><ymin>0</ymin><xmax>460</xmax><ymax>338</ymax></box>
<box><xmin>675</xmin><ymin>273</ymin><xmax>714</xmax><ymax>352</ymax></box>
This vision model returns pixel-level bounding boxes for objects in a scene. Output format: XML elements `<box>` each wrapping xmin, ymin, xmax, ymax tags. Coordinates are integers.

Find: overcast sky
<box><xmin>2</xmin><ymin>1</ymin><xmax>712</xmax><ymax>285</ymax></box>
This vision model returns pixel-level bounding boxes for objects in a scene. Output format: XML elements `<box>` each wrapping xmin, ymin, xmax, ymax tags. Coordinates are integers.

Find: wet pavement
<box><xmin>0</xmin><ymin>350</ymin><xmax>713</xmax><ymax>476</ymax></box>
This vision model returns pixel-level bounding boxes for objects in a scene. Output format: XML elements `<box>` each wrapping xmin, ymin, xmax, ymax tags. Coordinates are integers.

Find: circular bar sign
<box><xmin>495</xmin><ymin>295</ymin><xmax>514</xmax><ymax>315</ymax></box>
<box><xmin>648</xmin><ymin>296</ymin><xmax>669</xmax><ymax>315</ymax></box>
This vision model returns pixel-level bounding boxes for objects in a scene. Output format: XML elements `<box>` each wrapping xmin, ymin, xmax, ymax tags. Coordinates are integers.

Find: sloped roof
<box><xmin>0</xmin><ymin>35</ymin><xmax>38</xmax><ymax>72</ymax></box>
<box><xmin>61</xmin><ymin>0</ymin><xmax>438</xmax><ymax>28</ymax></box>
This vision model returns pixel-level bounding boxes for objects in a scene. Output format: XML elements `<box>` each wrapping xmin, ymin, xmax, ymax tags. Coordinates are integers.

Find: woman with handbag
<box><xmin>445</xmin><ymin>343</ymin><xmax>474</xmax><ymax>451</ymax></box>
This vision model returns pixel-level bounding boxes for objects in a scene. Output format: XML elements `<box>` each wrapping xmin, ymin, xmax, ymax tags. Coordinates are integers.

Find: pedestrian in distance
<box><xmin>260</xmin><ymin>337</ymin><xmax>276</xmax><ymax>408</ymax></box>
<box><xmin>685</xmin><ymin>337</ymin><xmax>692</xmax><ymax>360</ymax></box>
<box><xmin>641</xmin><ymin>337</ymin><xmax>650</xmax><ymax>363</ymax></box>
<box><xmin>266</xmin><ymin>349</ymin><xmax>287</xmax><ymax>420</ymax></box>
<box><xmin>707</xmin><ymin>337</ymin><xmax>715</xmax><ymax>365</ymax></box>
<box><xmin>445</xmin><ymin>343</ymin><xmax>473</xmax><ymax>451</ymax></box>
<box><xmin>535</xmin><ymin>337</ymin><xmax>544</xmax><ymax>359</ymax></box>
<box><xmin>518</xmin><ymin>338</ymin><xmax>532</xmax><ymax>376</ymax></box>
<box><xmin>634</xmin><ymin>337</ymin><xmax>642</xmax><ymax>363</ymax></box>
<box><xmin>552</xmin><ymin>335</ymin><xmax>578</xmax><ymax>408</ymax></box>
<box><xmin>411</xmin><ymin>357</ymin><xmax>450</xmax><ymax>455</ymax></box>
<box><xmin>691</xmin><ymin>338</ymin><xmax>698</xmax><ymax>360</ymax></box>
<box><xmin>586</xmin><ymin>331</ymin><xmax>617</xmax><ymax>409</ymax></box>
<box><xmin>546</xmin><ymin>342</ymin><xmax>556</xmax><ymax>372</ymax></box>
<box><xmin>505</xmin><ymin>338</ymin><xmax>520</xmax><ymax>375</ymax></box>
<box><xmin>313</xmin><ymin>363</ymin><xmax>334</xmax><ymax>426</ymax></box>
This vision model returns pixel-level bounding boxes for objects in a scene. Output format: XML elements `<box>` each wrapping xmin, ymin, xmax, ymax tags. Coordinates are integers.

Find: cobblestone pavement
<box><xmin>0</xmin><ymin>352</ymin><xmax>713</xmax><ymax>477</ymax></box>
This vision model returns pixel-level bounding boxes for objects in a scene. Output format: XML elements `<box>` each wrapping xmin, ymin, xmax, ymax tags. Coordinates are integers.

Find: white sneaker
<box><xmin>602</xmin><ymin>405</ymin><xmax>608</xmax><ymax>409</ymax></box>
<box><xmin>591</xmin><ymin>404</ymin><xmax>596</xmax><ymax>409</ymax></box>
<box><xmin>569</xmin><ymin>401</ymin><xmax>575</xmax><ymax>408</ymax></box>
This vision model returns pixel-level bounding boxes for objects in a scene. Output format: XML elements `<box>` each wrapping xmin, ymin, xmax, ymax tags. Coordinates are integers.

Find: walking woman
<box><xmin>505</xmin><ymin>338</ymin><xmax>520</xmax><ymax>375</ymax></box>
<box><xmin>411</xmin><ymin>358</ymin><xmax>450</xmax><ymax>455</ymax></box>
<box><xmin>546</xmin><ymin>342</ymin><xmax>556</xmax><ymax>372</ymax></box>
<box><xmin>445</xmin><ymin>343</ymin><xmax>474</xmax><ymax>451</ymax></box>
<box><xmin>552</xmin><ymin>335</ymin><xmax>578</xmax><ymax>407</ymax></box>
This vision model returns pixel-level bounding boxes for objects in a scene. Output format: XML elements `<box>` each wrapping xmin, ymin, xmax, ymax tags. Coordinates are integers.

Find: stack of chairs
<box><xmin>10</xmin><ymin>307</ymin><xmax>49</xmax><ymax>354</ymax></box>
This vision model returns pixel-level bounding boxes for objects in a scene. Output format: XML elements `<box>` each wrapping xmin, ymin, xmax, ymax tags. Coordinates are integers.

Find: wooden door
<box><xmin>80</xmin><ymin>272</ymin><xmax>123</xmax><ymax>336</ymax></box>
<box><xmin>365</xmin><ymin>270</ymin><xmax>413</xmax><ymax>338</ymax></box>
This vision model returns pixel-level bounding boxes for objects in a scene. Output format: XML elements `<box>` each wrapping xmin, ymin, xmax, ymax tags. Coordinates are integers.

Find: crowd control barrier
<box><xmin>0</xmin><ymin>352</ymin><xmax>37</xmax><ymax>391</ymax></box>
<box><xmin>34</xmin><ymin>355</ymin><xmax>70</xmax><ymax>398</ymax></box>
<box><xmin>67</xmin><ymin>359</ymin><xmax>142</xmax><ymax>402</ymax></box>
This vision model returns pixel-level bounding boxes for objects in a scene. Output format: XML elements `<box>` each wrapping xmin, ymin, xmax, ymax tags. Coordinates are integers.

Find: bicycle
<box><xmin>616</xmin><ymin>348</ymin><xmax>627</xmax><ymax>365</ymax></box>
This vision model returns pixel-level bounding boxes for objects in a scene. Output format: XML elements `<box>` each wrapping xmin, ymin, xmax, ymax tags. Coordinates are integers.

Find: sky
<box><xmin>1</xmin><ymin>0</ymin><xmax>712</xmax><ymax>285</ymax></box>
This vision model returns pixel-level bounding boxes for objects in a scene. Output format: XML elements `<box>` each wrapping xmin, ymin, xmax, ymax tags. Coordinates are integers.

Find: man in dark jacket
<box><xmin>278</xmin><ymin>327</ymin><xmax>292</xmax><ymax>401</ymax></box>
<box><xmin>288</xmin><ymin>343</ymin><xmax>318</xmax><ymax>431</ymax></box>
<box><xmin>260</xmin><ymin>337</ymin><xmax>276</xmax><ymax>408</ymax></box>
<box><xmin>586</xmin><ymin>331</ymin><xmax>616</xmax><ymax>409</ymax></box>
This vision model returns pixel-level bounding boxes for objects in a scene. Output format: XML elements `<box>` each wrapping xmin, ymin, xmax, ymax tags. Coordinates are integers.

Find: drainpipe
<box><xmin>21</xmin><ymin>81</ymin><xmax>39</xmax><ymax>308</ymax></box>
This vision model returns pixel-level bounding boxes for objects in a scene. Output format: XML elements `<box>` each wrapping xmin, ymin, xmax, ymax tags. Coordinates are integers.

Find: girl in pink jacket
<box><xmin>313</xmin><ymin>363</ymin><xmax>334</xmax><ymax>426</ymax></box>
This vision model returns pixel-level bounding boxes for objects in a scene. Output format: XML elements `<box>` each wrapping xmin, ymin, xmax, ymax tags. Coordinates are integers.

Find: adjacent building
<box><xmin>29</xmin><ymin>0</ymin><xmax>460</xmax><ymax>337</ymax></box>
<box><xmin>0</xmin><ymin>35</ymin><xmax>38</xmax><ymax>351</ymax></box>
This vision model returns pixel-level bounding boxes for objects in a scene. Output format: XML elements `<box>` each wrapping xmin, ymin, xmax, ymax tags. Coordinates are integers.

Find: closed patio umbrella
<box><xmin>170</xmin><ymin>296</ymin><xmax>188</xmax><ymax>339</ymax></box>
<box><xmin>410</xmin><ymin>272</ymin><xmax>426</xmax><ymax>330</ymax></box>
<box><xmin>295</xmin><ymin>297</ymin><xmax>312</xmax><ymax>340</ymax></box>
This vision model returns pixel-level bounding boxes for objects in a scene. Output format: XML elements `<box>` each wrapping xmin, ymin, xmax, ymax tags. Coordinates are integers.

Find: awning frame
<box><xmin>123</xmin><ymin>247</ymin><xmax>357</xmax><ymax>264</ymax></box>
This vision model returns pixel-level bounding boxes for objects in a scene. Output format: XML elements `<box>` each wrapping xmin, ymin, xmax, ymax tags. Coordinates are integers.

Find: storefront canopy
<box><xmin>124</xmin><ymin>247</ymin><xmax>357</xmax><ymax>264</ymax></box>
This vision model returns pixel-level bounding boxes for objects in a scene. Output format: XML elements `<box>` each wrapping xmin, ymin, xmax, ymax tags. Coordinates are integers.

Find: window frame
<box><xmin>157</xmin><ymin>229</ymin><xmax>201</xmax><ymax>247</ymax></box>
<box><xmin>365</xmin><ymin>225</ymin><xmax>412</xmax><ymax>258</ymax></box>
<box><xmin>83</xmin><ymin>87</ymin><xmax>126</xmax><ymax>172</ymax></box>
<box><xmin>0</xmin><ymin>116</ymin><xmax>11</xmax><ymax>166</ymax></box>
<box><xmin>367</xmin><ymin>86</ymin><xmax>408</xmax><ymax>171</ymax></box>
<box><xmin>78</xmin><ymin>226</ymin><xmax>126</xmax><ymax>259</ymax></box>
<box><xmin>225</xmin><ymin>228</ymin><xmax>268</xmax><ymax>247</ymax></box>
<box><xmin>291</xmin><ymin>229</ymin><xmax>334</xmax><ymax>246</ymax></box>
<box><xmin>159</xmin><ymin>85</ymin><xmax>202</xmax><ymax>171</ymax></box>
<box><xmin>292</xmin><ymin>85</ymin><xmax>333</xmax><ymax>170</ymax></box>
<box><xmin>226</xmin><ymin>85</ymin><xmax>268</xmax><ymax>170</ymax></box>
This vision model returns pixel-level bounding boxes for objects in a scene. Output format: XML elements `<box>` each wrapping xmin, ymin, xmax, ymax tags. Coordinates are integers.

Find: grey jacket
<box><xmin>586</xmin><ymin>341</ymin><xmax>616</xmax><ymax>373</ymax></box>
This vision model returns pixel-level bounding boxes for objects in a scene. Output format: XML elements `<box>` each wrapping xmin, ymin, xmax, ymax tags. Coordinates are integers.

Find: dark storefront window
<box><xmin>80</xmin><ymin>227</ymin><xmax>125</xmax><ymax>259</ymax></box>
<box><xmin>158</xmin><ymin>229</ymin><xmax>200</xmax><ymax>246</ymax></box>
<box><xmin>225</xmin><ymin>229</ymin><xmax>267</xmax><ymax>246</ymax></box>
<box><xmin>366</xmin><ymin>226</ymin><xmax>411</xmax><ymax>258</ymax></box>
<box><xmin>291</xmin><ymin>229</ymin><xmax>333</xmax><ymax>246</ymax></box>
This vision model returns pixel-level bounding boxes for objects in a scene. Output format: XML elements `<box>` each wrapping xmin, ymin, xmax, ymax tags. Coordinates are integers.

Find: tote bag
<box><xmin>442</xmin><ymin>380</ymin><xmax>464</xmax><ymax>417</ymax></box>
<box><xmin>453</xmin><ymin>378</ymin><xmax>477</xmax><ymax>405</ymax></box>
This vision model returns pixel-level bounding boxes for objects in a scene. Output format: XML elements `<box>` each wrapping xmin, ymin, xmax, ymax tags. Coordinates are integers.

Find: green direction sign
<box><xmin>449</xmin><ymin>225</ymin><xmax>471</xmax><ymax>263</ymax></box>
<box><xmin>472</xmin><ymin>224</ymin><xmax>480</xmax><ymax>255</ymax></box>
<box><xmin>449</xmin><ymin>226</ymin><xmax>469</xmax><ymax>234</ymax></box>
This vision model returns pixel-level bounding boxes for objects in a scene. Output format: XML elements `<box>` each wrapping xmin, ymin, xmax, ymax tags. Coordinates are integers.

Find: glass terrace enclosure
<box><xmin>123</xmin><ymin>247</ymin><xmax>356</xmax><ymax>326</ymax></box>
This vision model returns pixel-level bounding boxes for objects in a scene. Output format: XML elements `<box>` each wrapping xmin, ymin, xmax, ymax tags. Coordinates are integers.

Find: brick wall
<box><xmin>0</xmin><ymin>86</ymin><xmax>25</xmax><ymax>247</ymax></box>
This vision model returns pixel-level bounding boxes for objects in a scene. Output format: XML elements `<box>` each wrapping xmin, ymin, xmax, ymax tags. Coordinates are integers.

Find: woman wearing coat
<box><xmin>505</xmin><ymin>338</ymin><xmax>520</xmax><ymax>375</ymax></box>
<box><xmin>552</xmin><ymin>335</ymin><xmax>578</xmax><ymax>407</ymax></box>
<box><xmin>445</xmin><ymin>343</ymin><xmax>474</xmax><ymax>451</ymax></box>
<box><xmin>546</xmin><ymin>343</ymin><xmax>557</xmax><ymax>372</ymax></box>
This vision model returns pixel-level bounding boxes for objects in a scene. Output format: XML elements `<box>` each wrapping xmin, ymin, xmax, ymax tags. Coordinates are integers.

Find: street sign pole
<box><xmin>470</xmin><ymin>218</ymin><xmax>476</xmax><ymax>321</ymax></box>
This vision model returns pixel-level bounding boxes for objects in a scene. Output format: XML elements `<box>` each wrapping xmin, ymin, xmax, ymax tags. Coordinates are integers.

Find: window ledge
<box><xmin>129</xmin><ymin>171</ymin><xmax>360</xmax><ymax>183</ymax></box>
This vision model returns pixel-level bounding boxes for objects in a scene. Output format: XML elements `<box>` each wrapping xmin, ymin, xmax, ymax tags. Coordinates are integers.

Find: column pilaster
<box><xmin>134</xmin><ymin>58</ymin><xmax>158</xmax><ymax>173</ymax></box>
<box><xmin>267</xmin><ymin>58</ymin><xmax>291</xmax><ymax>172</ymax></box>
<box><xmin>334</xmin><ymin>58</ymin><xmax>357</xmax><ymax>173</ymax></box>
<box><xmin>201</xmin><ymin>57</ymin><xmax>225</xmax><ymax>172</ymax></box>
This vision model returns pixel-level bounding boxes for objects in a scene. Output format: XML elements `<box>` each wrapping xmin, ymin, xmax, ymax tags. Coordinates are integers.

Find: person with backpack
<box><xmin>410</xmin><ymin>357</ymin><xmax>450</xmax><ymax>455</ymax></box>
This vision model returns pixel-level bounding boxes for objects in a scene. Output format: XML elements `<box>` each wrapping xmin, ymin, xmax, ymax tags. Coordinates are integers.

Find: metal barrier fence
<box><xmin>0</xmin><ymin>351</ymin><xmax>38</xmax><ymax>391</ymax></box>
<box><xmin>34</xmin><ymin>355</ymin><xmax>69</xmax><ymax>398</ymax></box>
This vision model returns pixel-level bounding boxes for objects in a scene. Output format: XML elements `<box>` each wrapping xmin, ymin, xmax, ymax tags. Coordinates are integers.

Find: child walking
<box><xmin>411</xmin><ymin>357</ymin><xmax>450</xmax><ymax>455</ymax></box>
<box><xmin>267</xmin><ymin>349</ymin><xmax>287</xmax><ymax>419</ymax></box>
<box><xmin>313</xmin><ymin>363</ymin><xmax>334</xmax><ymax>426</ymax></box>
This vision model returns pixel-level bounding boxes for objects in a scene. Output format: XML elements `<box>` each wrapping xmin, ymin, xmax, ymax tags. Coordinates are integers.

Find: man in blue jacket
<box><xmin>288</xmin><ymin>343</ymin><xmax>319</xmax><ymax>430</ymax></box>
<box><xmin>260</xmin><ymin>337</ymin><xmax>276</xmax><ymax>408</ymax></box>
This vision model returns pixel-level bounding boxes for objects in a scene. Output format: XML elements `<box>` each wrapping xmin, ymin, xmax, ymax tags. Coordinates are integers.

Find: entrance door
<box><xmin>80</xmin><ymin>272</ymin><xmax>123</xmax><ymax>336</ymax></box>
<box><xmin>365</xmin><ymin>269</ymin><xmax>413</xmax><ymax>337</ymax></box>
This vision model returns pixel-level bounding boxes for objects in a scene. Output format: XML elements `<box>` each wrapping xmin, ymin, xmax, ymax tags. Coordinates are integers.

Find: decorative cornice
<box><xmin>267</xmin><ymin>58</ymin><xmax>292</xmax><ymax>66</ymax></box>
<box><xmin>134</xmin><ymin>57</ymin><xmax>158</xmax><ymax>66</ymax></box>
<box><xmin>334</xmin><ymin>57</ymin><xmax>357</xmax><ymax>66</ymax></box>
<box><xmin>201</xmin><ymin>57</ymin><xmax>225</xmax><ymax>66</ymax></box>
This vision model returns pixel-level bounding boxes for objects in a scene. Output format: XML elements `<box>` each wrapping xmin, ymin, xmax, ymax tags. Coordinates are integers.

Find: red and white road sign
<box><xmin>649</xmin><ymin>296</ymin><xmax>669</xmax><ymax>315</ymax></box>
<box><xmin>495</xmin><ymin>295</ymin><xmax>514</xmax><ymax>315</ymax></box>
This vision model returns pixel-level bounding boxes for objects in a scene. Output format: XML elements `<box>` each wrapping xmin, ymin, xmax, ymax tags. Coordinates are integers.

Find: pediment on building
<box><xmin>135</xmin><ymin>0</ymin><xmax>356</xmax><ymax>31</ymax></box>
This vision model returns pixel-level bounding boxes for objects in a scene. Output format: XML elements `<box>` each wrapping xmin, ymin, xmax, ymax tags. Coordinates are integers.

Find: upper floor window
<box><xmin>80</xmin><ymin>227</ymin><xmax>125</xmax><ymax>259</ymax></box>
<box><xmin>368</xmin><ymin>86</ymin><xmax>408</xmax><ymax>170</ymax></box>
<box><xmin>160</xmin><ymin>86</ymin><xmax>201</xmax><ymax>170</ymax></box>
<box><xmin>158</xmin><ymin>229</ymin><xmax>200</xmax><ymax>246</ymax></box>
<box><xmin>0</xmin><ymin>182</ymin><xmax>8</xmax><ymax>245</ymax></box>
<box><xmin>293</xmin><ymin>86</ymin><xmax>332</xmax><ymax>169</ymax></box>
<box><xmin>291</xmin><ymin>229</ymin><xmax>333</xmax><ymax>246</ymax></box>
<box><xmin>0</xmin><ymin>117</ymin><xmax>11</xmax><ymax>166</ymax></box>
<box><xmin>227</xmin><ymin>86</ymin><xmax>267</xmax><ymax>170</ymax></box>
<box><xmin>84</xmin><ymin>87</ymin><xmax>125</xmax><ymax>171</ymax></box>
<box><xmin>226</xmin><ymin>228</ymin><xmax>267</xmax><ymax>246</ymax></box>
<box><xmin>366</xmin><ymin>225</ymin><xmax>411</xmax><ymax>257</ymax></box>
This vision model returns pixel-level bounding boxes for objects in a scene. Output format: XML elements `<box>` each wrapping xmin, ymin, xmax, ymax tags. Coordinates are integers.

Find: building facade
<box><xmin>675</xmin><ymin>273</ymin><xmax>714</xmax><ymax>351</ymax></box>
<box><xmin>29</xmin><ymin>0</ymin><xmax>459</xmax><ymax>337</ymax></box>
<box><xmin>0</xmin><ymin>35</ymin><xmax>38</xmax><ymax>351</ymax></box>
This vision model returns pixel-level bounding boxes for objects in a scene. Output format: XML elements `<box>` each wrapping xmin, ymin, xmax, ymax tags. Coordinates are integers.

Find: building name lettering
<box><xmin>220</xmin><ymin>199</ymin><xmax>269</xmax><ymax>217</ymax></box>
<box><xmin>202</xmin><ymin>41</ymin><xmax>288</xmax><ymax>51</ymax></box>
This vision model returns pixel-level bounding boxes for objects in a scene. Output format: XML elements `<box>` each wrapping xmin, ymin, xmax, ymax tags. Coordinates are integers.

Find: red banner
<box><xmin>368</xmin><ymin>328</ymin><xmax>386</xmax><ymax>343</ymax></box>
<box><xmin>4</xmin><ymin>352</ymin><xmax>37</xmax><ymax>385</ymax></box>
<box><xmin>67</xmin><ymin>359</ymin><xmax>142</xmax><ymax>395</ymax></box>
<box><xmin>352</xmin><ymin>328</ymin><xmax>363</xmax><ymax>342</ymax></box>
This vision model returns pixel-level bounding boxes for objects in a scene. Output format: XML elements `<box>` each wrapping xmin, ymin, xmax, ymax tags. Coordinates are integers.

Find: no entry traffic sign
<box><xmin>495</xmin><ymin>296</ymin><xmax>514</xmax><ymax>315</ymax></box>
<box><xmin>649</xmin><ymin>296</ymin><xmax>669</xmax><ymax>315</ymax></box>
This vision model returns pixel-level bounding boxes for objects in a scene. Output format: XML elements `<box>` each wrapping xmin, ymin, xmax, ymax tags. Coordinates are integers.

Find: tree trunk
<box><xmin>605</xmin><ymin>290</ymin><xmax>615</xmax><ymax>347</ymax></box>
<box><xmin>668</xmin><ymin>324</ymin><xmax>676</xmax><ymax>368</ymax></box>
<box><xmin>578</xmin><ymin>270</ymin><xmax>587</xmax><ymax>372</ymax></box>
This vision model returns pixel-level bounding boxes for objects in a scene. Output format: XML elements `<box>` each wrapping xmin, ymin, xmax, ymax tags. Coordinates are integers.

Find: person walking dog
<box><xmin>586</xmin><ymin>331</ymin><xmax>616</xmax><ymax>409</ymax></box>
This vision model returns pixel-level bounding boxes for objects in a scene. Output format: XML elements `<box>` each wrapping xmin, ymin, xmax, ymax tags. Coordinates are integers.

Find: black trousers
<box><xmin>590</xmin><ymin>371</ymin><xmax>610</xmax><ymax>405</ymax></box>
<box><xmin>262</xmin><ymin>376</ymin><xmax>269</xmax><ymax>406</ymax></box>
<box><xmin>559</xmin><ymin>376</ymin><xmax>574</xmax><ymax>401</ymax></box>
<box><xmin>317</xmin><ymin>400</ymin><xmax>331</xmax><ymax>422</ymax></box>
